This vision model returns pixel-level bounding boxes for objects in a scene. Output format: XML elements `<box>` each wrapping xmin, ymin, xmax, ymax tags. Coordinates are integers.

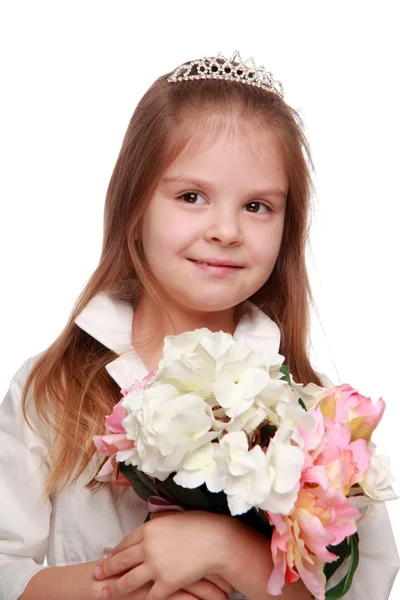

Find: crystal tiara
<box><xmin>167</xmin><ymin>51</ymin><xmax>284</xmax><ymax>98</ymax></box>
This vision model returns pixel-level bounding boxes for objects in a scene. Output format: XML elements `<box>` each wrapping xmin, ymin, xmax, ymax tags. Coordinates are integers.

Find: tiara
<box><xmin>167</xmin><ymin>51</ymin><xmax>284</xmax><ymax>98</ymax></box>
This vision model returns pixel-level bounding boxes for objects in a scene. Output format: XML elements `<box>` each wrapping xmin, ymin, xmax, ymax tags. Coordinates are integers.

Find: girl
<box><xmin>0</xmin><ymin>52</ymin><xmax>398</xmax><ymax>600</ymax></box>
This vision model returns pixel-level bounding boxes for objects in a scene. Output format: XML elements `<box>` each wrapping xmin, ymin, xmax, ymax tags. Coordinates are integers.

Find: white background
<box><xmin>1</xmin><ymin>1</ymin><xmax>399</xmax><ymax>597</ymax></box>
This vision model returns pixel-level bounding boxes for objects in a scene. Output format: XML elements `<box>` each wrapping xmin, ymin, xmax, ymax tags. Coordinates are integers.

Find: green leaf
<box><xmin>278</xmin><ymin>365</ymin><xmax>307</xmax><ymax>411</ymax></box>
<box><xmin>158</xmin><ymin>480</ymin><xmax>212</xmax><ymax>511</ymax></box>
<box><xmin>119</xmin><ymin>464</ymin><xmax>158</xmax><ymax>501</ymax></box>
<box><xmin>298</xmin><ymin>397</ymin><xmax>307</xmax><ymax>411</ymax></box>
<box><xmin>324</xmin><ymin>533</ymin><xmax>359</xmax><ymax>600</ymax></box>
<box><xmin>119</xmin><ymin>464</ymin><xmax>274</xmax><ymax>540</ymax></box>
<box><xmin>324</xmin><ymin>537</ymin><xmax>350</xmax><ymax>581</ymax></box>
<box><xmin>279</xmin><ymin>365</ymin><xmax>291</xmax><ymax>385</ymax></box>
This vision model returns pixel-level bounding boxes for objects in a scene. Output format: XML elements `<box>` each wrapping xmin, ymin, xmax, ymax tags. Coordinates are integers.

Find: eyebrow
<box><xmin>160</xmin><ymin>175</ymin><xmax>288</xmax><ymax>199</ymax></box>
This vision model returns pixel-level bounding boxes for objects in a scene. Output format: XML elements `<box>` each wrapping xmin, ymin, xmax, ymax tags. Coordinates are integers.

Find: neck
<box><xmin>134</xmin><ymin>296</ymin><xmax>238</xmax><ymax>337</ymax></box>
<box><xmin>131</xmin><ymin>296</ymin><xmax>238</xmax><ymax>371</ymax></box>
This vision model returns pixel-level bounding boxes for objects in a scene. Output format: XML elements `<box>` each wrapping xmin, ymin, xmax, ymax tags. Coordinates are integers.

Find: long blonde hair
<box><xmin>22</xmin><ymin>59</ymin><xmax>323</xmax><ymax>497</ymax></box>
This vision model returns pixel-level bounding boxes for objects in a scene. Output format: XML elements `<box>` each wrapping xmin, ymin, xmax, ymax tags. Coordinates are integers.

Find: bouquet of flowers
<box><xmin>93</xmin><ymin>328</ymin><xmax>397</xmax><ymax>600</ymax></box>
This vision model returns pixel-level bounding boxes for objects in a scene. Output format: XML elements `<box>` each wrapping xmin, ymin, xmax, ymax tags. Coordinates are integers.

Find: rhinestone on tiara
<box><xmin>167</xmin><ymin>51</ymin><xmax>284</xmax><ymax>98</ymax></box>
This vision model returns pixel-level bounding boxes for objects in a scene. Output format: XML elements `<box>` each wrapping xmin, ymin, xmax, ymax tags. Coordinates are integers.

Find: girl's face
<box><xmin>140</xmin><ymin>122</ymin><xmax>288</xmax><ymax>316</ymax></box>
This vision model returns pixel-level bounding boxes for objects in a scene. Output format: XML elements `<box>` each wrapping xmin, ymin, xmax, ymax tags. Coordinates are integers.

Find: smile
<box><xmin>187</xmin><ymin>258</ymin><xmax>243</xmax><ymax>276</ymax></box>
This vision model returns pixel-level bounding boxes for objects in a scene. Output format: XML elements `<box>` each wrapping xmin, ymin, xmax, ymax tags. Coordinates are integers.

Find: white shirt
<box><xmin>0</xmin><ymin>291</ymin><xmax>399</xmax><ymax>600</ymax></box>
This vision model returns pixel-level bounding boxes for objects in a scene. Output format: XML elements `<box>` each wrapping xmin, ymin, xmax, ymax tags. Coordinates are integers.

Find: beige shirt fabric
<box><xmin>0</xmin><ymin>291</ymin><xmax>398</xmax><ymax>600</ymax></box>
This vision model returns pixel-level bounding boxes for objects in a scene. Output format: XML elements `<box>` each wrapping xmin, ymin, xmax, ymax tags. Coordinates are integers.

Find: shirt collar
<box><xmin>74</xmin><ymin>291</ymin><xmax>281</xmax><ymax>389</ymax></box>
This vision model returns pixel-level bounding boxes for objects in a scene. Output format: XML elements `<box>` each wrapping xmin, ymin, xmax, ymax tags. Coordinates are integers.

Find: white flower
<box><xmin>173</xmin><ymin>442</ymin><xmax>229</xmax><ymax>492</ymax></box>
<box><xmin>255</xmin><ymin>380</ymin><xmax>302</xmax><ymax>438</ymax></box>
<box><xmin>290</xmin><ymin>380</ymin><xmax>328</xmax><ymax>411</ymax></box>
<box><xmin>155</xmin><ymin>329</ymin><xmax>292</xmax><ymax>429</ymax></box>
<box><xmin>156</xmin><ymin>359</ymin><xmax>214</xmax><ymax>399</ymax></box>
<box><xmin>155</xmin><ymin>329</ymin><xmax>234</xmax><ymax>398</ymax></box>
<box><xmin>214</xmin><ymin>339</ymin><xmax>272</xmax><ymax>418</ymax></box>
<box><xmin>220</xmin><ymin>431</ymin><xmax>274</xmax><ymax>516</ymax></box>
<box><xmin>115</xmin><ymin>329</ymin><xmax>306</xmax><ymax>514</ymax></box>
<box><xmin>274</xmin><ymin>402</ymin><xmax>317</xmax><ymax>446</ymax></box>
<box><xmin>214</xmin><ymin>367</ymin><xmax>270</xmax><ymax>418</ymax></box>
<box><xmin>258</xmin><ymin>423</ymin><xmax>304</xmax><ymax>515</ymax></box>
<box><xmin>121</xmin><ymin>383</ymin><xmax>218</xmax><ymax>480</ymax></box>
<box><xmin>161</xmin><ymin>328</ymin><xmax>234</xmax><ymax>366</ymax></box>
<box><xmin>225</xmin><ymin>403</ymin><xmax>270</xmax><ymax>435</ymax></box>
<box><xmin>361</xmin><ymin>453</ymin><xmax>397</xmax><ymax>501</ymax></box>
<box><xmin>224</xmin><ymin>380</ymin><xmax>303</xmax><ymax>437</ymax></box>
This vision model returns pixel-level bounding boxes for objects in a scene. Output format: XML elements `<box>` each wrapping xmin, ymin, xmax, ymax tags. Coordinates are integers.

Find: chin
<box><xmin>184</xmin><ymin>297</ymin><xmax>241</xmax><ymax>314</ymax></box>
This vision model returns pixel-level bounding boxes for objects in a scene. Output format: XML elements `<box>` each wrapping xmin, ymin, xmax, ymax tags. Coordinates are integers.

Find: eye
<box><xmin>178</xmin><ymin>191</ymin><xmax>207</xmax><ymax>205</ymax></box>
<box><xmin>243</xmin><ymin>201</ymin><xmax>271</xmax><ymax>214</ymax></box>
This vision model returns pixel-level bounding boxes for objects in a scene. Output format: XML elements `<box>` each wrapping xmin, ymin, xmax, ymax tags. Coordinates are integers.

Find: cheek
<box><xmin>142</xmin><ymin>208</ymin><xmax>199</xmax><ymax>260</ymax></box>
<box><xmin>248</xmin><ymin>225</ymin><xmax>284</xmax><ymax>268</ymax></box>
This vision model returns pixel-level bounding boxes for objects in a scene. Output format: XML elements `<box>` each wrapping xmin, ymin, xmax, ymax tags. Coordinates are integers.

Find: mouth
<box><xmin>187</xmin><ymin>258</ymin><xmax>244</xmax><ymax>268</ymax></box>
<box><xmin>186</xmin><ymin>258</ymin><xmax>244</xmax><ymax>276</ymax></box>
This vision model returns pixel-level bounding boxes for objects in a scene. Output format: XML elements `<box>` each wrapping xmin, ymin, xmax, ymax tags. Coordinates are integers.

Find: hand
<box><xmin>150</xmin><ymin>512</ymin><xmax>235</xmax><ymax>600</ymax></box>
<box><xmin>116</xmin><ymin>576</ymin><xmax>234</xmax><ymax>600</ymax></box>
<box><xmin>117</xmin><ymin>512</ymin><xmax>234</xmax><ymax>600</ymax></box>
<box><xmin>98</xmin><ymin>575</ymin><xmax>234</xmax><ymax>600</ymax></box>
<box><xmin>93</xmin><ymin>510</ymin><xmax>234</xmax><ymax>600</ymax></box>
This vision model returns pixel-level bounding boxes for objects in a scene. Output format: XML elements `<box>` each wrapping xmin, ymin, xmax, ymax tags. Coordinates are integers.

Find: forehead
<box><xmin>162</xmin><ymin>115</ymin><xmax>285</xmax><ymax>174</ymax></box>
<box><xmin>160</xmin><ymin>114</ymin><xmax>288</xmax><ymax>187</ymax></box>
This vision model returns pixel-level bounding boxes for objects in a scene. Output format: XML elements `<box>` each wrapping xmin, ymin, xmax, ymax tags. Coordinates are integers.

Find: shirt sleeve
<box><xmin>313</xmin><ymin>370</ymin><xmax>400</xmax><ymax>598</ymax></box>
<box><xmin>326</xmin><ymin>496</ymin><xmax>400</xmax><ymax>599</ymax></box>
<box><xmin>0</xmin><ymin>355</ymin><xmax>52</xmax><ymax>600</ymax></box>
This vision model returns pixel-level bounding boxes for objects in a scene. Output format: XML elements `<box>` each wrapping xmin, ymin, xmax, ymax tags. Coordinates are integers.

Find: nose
<box><xmin>204</xmin><ymin>207</ymin><xmax>243</xmax><ymax>246</ymax></box>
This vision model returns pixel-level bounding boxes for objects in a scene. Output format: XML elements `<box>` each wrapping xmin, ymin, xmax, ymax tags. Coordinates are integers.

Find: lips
<box><xmin>187</xmin><ymin>258</ymin><xmax>243</xmax><ymax>268</ymax></box>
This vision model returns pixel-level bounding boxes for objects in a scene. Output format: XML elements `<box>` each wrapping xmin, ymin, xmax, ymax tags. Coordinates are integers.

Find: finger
<box><xmin>145</xmin><ymin>579</ymin><xmax>222</xmax><ymax>600</ymax></box>
<box><xmin>123</xmin><ymin>590</ymin><xmax>197</xmax><ymax>600</ymax></box>
<box><xmin>107</xmin><ymin>525</ymin><xmax>144</xmax><ymax>558</ymax></box>
<box><xmin>102</xmin><ymin>563</ymin><xmax>153</xmax><ymax>599</ymax></box>
<box><xmin>203</xmin><ymin>575</ymin><xmax>235</xmax><ymax>597</ymax></box>
<box><xmin>167</xmin><ymin>593</ymin><xmax>201</xmax><ymax>600</ymax></box>
<box><xmin>118</xmin><ymin>581</ymin><xmax>152</xmax><ymax>600</ymax></box>
<box><xmin>145</xmin><ymin>579</ymin><xmax>173</xmax><ymax>600</ymax></box>
<box><xmin>182</xmin><ymin>579</ymin><xmax>230</xmax><ymax>600</ymax></box>
<box><xmin>95</xmin><ymin>544</ymin><xmax>144</xmax><ymax>580</ymax></box>
<box><xmin>168</xmin><ymin>593</ymin><xmax>202</xmax><ymax>600</ymax></box>
<box><xmin>145</xmin><ymin>576</ymin><xmax>200</xmax><ymax>600</ymax></box>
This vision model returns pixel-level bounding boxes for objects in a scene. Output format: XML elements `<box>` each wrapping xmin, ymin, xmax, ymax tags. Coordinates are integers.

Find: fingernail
<box><xmin>102</xmin><ymin>587</ymin><xmax>111</xmax><ymax>599</ymax></box>
<box><xmin>100</xmin><ymin>545</ymin><xmax>114</xmax><ymax>559</ymax></box>
<box><xmin>94</xmin><ymin>565</ymin><xmax>103</xmax><ymax>578</ymax></box>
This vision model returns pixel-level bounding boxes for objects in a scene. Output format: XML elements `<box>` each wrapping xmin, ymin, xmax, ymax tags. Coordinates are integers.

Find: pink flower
<box><xmin>121</xmin><ymin>370</ymin><xmax>156</xmax><ymax>397</ymax></box>
<box><xmin>300</xmin><ymin>410</ymin><xmax>373</xmax><ymax>494</ymax></box>
<box><xmin>93</xmin><ymin>451</ymin><xmax>132</xmax><ymax>487</ymax></box>
<box><xmin>318</xmin><ymin>384</ymin><xmax>385</xmax><ymax>442</ymax></box>
<box><xmin>266</xmin><ymin>397</ymin><xmax>371</xmax><ymax>598</ymax></box>
<box><xmin>104</xmin><ymin>400</ymin><xmax>126</xmax><ymax>434</ymax></box>
<box><xmin>93</xmin><ymin>372</ymin><xmax>155</xmax><ymax>485</ymax></box>
<box><xmin>93</xmin><ymin>409</ymin><xmax>135</xmax><ymax>486</ymax></box>
<box><xmin>266</xmin><ymin>486</ymin><xmax>359</xmax><ymax>599</ymax></box>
